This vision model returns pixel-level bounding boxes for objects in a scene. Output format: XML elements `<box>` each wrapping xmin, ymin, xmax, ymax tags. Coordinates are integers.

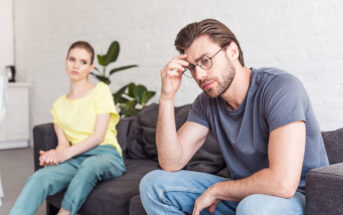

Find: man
<box><xmin>139</xmin><ymin>19</ymin><xmax>329</xmax><ymax>215</ymax></box>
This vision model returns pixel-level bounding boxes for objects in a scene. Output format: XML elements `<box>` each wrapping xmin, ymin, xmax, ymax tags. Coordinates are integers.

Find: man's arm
<box><xmin>157</xmin><ymin>98</ymin><xmax>209</xmax><ymax>171</ymax></box>
<box><xmin>192</xmin><ymin>121</ymin><xmax>306</xmax><ymax>215</ymax></box>
<box><xmin>157</xmin><ymin>54</ymin><xmax>210</xmax><ymax>171</ymax></box>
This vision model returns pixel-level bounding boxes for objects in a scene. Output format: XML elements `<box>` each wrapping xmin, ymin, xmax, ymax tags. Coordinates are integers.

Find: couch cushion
<box><xmin>126</xmin><ymin>103</ymin><xmax>189</xmax><ymax>159</ymax></box>
<box><xmin>129</xmin><ymin>195</ymin><xmax>146</xmax><ymax>215</ymax></box>
<box><xmin>306</xmin><ymin>163</ymin><xmax>343</xmax><ymax>215</ymax></box>
<box><xmin>322</xmin><ymin>128</ymin><xmax>343</xmax><ymax>164</ymax></box>
<box><xmin>116</xmin><ymin>117</ymin><xmax>133</xmax><ymax>156</ymax></box>
<box><xmin>125</xmin><ymin>103</ymin><xmax>227</xmax><ymax>176</ymax></box>
<box><xmin>47</xmin><ymin>159</ymin><xmax>159</xmax><ymax>215</ymax></box>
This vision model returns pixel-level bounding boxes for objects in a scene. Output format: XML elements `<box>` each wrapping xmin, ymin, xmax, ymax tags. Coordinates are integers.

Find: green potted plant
<box><xmin>91</xmin><ymin>41</ymin><xmax>156</xmax><ymax>117</ymax></box>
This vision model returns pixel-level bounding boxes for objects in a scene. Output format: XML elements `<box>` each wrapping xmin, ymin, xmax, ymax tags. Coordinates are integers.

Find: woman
<box><xmin>10</xmin><ymin>41</ymin><xmax>126</xmax><ymax>215</ymax></box>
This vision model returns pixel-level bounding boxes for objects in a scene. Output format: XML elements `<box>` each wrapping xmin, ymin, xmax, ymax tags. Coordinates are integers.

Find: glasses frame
<box><xmin>182</xmin><ymin>47</ymin><xmax>224</xmax><ymax>78</ymax></box>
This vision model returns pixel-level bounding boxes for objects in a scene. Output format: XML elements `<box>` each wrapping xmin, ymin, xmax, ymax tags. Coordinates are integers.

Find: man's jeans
<box><xmin>140</xmin><ymin>170</ymin><xmax>305</xmax><ymax>215</ymax></box>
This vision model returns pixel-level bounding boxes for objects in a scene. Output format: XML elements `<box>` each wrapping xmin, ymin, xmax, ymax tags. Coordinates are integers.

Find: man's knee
<box><xmin>140</xmin><ymin>170</ymin><xmax>168</xmax><ymax>193</ymax></box>
<box><xmin>236</xmin><ymin>194</ymin><xmax>304</xmax><ymax>215</ymax></box>
<box><xmin>236</xmin><ymin>194</ymin><xmax>274</xmax><ymax>215</ymax></box>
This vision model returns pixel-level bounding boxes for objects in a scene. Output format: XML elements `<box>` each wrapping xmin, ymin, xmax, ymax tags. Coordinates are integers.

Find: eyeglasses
<box><xmin>183</xmin><ymin>48</ymin><xmax>223</xmax><ymax>78</ymax></box>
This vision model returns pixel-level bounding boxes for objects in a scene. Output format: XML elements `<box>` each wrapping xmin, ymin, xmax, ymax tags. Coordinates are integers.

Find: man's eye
<box><xmin>200</xmin><ymin>57</ymin><xmax>210</xmax><ymax>65</ymax></box>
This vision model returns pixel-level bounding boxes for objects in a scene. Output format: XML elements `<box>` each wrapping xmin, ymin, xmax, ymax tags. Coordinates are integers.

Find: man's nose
<box><xmin>194</xmin><ymin>67</ymin><xmax>207</xmax><ymax>80</ymax></box>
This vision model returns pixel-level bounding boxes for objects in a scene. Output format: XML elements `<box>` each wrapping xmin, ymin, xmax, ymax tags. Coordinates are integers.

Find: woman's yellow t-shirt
<box><xmin>51</xmin><ymin>82</ymin><xmax>122</xmax><ymax>156</ymax></box>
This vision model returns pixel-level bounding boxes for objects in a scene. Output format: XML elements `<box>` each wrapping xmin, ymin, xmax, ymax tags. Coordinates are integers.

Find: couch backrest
<box><xmin>118</xmin><ymin>103</ymin><xmax>226</xmax><ymax>175</ymax></box>
<box><xmin>322</xmin><ymin>128</ymin><xmax>343</xmax><ymax>164</ymax></box>
<box><xmin>116</xmin><ymin>103</ymin><xmax>343</xmax><ymax>175</ymax></box>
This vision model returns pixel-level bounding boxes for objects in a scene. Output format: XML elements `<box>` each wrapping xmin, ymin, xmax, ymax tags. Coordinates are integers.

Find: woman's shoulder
<box><xmin>94</xmin><ymin>82</ymin><xmax>111</xmax><ymax>95</ymax></box>
<box><xmin>96</xmin><ymin>81</ymin><xmax>110</xmax><ymax>90</ymax></box>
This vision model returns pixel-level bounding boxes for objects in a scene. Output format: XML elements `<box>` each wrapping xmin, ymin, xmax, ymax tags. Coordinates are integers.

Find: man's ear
<box><xmin>225</xmin><ymin>42</ymin><xmax>240</xmax><ymax>61</ymax></box>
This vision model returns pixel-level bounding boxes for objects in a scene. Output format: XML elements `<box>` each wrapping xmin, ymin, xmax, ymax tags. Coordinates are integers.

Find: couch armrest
<box><xmin>33</xmin><ymin>123</ymin><xmax>58</xmax><ymax>171</ymax></box>
<box><xmin>306</xmin><ymin>163</ymin><xmax>343</xmax><ymax>215</ymax></box>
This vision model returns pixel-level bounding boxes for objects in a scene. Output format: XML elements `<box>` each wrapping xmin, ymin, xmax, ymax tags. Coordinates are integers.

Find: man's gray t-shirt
<box><xmin>187</xmin><ymin>67</ymin><xmax>329</xmax><ymax>192</ymax></box>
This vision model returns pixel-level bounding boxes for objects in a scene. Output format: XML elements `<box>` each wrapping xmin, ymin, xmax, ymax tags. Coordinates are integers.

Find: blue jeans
<box><xmin>140</xmin><ymin>170</ymin><xmax>305</xmax><ymax>215</ymax></box>
<box><xmin>10</xmin><ymin>145</ymin><xmax>126</xmax><ymax>215</ymax></box>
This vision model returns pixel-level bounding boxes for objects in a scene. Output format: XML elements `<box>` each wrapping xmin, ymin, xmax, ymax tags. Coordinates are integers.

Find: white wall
<box><xmin>0</xmin><ymin>0</ymin><xmax>14</xmax><ymax>74</ymax></box>
<box><xmin>14</xmin><ymin>0</ymin><xmax>343</xmax><ymax>132</ymax></box>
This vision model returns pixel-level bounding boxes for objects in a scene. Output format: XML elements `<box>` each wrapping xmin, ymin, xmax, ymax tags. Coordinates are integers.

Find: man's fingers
<box><xmin>167</xmin><ymin>62</ymin><xmax>186</xmax><ymax>73</ymax></box>
<box><xmin>192</xmin><ymin>200</ymin><xmax>201</xmax><ymax>215</ymax></box>
<box><xmin>170</xmin><ymin>58</ymin><xmax>189</xmax><ymax>67</ymax></box>
<box><xmin>208</xmin><ymin>200</ymin><xmax>221</xmax><ymax>213</ymax></box>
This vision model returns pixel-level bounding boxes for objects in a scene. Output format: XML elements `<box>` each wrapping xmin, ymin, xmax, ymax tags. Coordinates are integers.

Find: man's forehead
<box><xmin>185</xmin><ymin>35</ymin><xmax>220</xmax><ymax>63</ymax></box>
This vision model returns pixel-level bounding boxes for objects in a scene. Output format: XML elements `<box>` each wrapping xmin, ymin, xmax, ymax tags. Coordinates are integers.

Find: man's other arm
<box><xmin>193</xmin><ymin>121</ymin><xmax>306</xmax><ymax>214</ymax></box>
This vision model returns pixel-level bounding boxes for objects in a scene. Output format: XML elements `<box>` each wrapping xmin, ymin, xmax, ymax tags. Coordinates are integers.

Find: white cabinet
<box><xmin>0</xmin><ymin>83</ymin><xmax>30</xmax><ymax>149</ymax></box>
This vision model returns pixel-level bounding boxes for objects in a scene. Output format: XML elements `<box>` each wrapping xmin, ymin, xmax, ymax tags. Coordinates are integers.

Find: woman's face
<box><xmin>65</xmin><ymin>48</ymin><xmax>94</xmax><ymax>82</ymax></box>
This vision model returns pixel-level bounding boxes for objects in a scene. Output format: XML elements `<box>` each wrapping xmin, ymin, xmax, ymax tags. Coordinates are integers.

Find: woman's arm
<box><xmin>40</xmin><ymin>113</ymin><xmax>110</xmax><ymax>165</ymax></box>
<box><xmin>39</xmin><ymin>123</ymin><xmax>71</xmax><ymax>166</ymax></box>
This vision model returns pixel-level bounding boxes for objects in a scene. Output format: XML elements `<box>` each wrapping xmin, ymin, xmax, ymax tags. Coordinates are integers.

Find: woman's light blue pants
<box><xmin>10</xmin><ymin>145</ymin><xmax>125</xmax><ymax>215</ymax></box>
<box><xmin>140</xmin><ymin>170</ymin><xmax>305</xmax><ymax>215</ymax></box>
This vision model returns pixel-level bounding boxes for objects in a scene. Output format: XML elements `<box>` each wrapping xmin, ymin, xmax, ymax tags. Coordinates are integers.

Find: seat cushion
<box><xmin>47</xmin><ymin>159</ymin><xmax>159</xmax><ymax>215</ymax></box>
<box><xmin>129</xmin><ymin>195</ymin><xmax>146</xmax><ymax>215</ymax></box>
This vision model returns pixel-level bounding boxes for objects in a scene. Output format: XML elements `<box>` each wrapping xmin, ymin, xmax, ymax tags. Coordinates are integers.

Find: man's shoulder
<box><xmin>253</xmin><ymin>67</ymin><xmax>302</xmax><ymax>89</ymax></box>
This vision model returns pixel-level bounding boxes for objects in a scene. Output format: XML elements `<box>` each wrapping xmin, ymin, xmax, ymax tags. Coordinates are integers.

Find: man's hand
<box><xmin>192</xmin><ymin>186</ymin><xmax>221</xmax><ymax>215</ymax></box>
<box><xmin>160</xmin><ymin>54</ymin><xmax>189</xmax><ymax>101</ymax></box>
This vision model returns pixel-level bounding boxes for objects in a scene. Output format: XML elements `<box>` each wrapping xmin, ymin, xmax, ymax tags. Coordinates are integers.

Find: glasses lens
<box><xmin>198</xmin><ymin>56</ymin><xmax>212</xmax><ymax>70</ymax></box>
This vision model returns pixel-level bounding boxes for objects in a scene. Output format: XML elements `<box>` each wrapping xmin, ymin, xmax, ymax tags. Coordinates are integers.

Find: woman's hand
<box><xmin>39</xmin><ymin>148</ymin><xmax>69</xmax><ymax>166</ymax></box>
<box><xmin>160</xmin><ymin>54</ymin><xmax>189</xmax><ymax>101</ymax></box>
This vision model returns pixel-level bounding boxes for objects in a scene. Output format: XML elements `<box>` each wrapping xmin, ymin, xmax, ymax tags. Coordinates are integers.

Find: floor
<box><xmin>0</xmin><ymin>147</ymin><xmax>45</xmax><ymax>215</ymax></box>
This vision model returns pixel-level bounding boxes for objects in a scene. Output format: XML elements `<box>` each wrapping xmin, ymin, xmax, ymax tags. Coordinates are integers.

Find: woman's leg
<box><xmin>10</xmin><ymin>161</ymin><xmax>78</xmax><ymax>215</ymax></box>
<box><xmin>61</xmin><ymin>145</ymin><xmax>125</xmax><ymax>215</ymax></box>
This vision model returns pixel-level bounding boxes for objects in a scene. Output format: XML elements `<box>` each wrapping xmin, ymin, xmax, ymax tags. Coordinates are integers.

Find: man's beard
<box><xmin>203</xmin><ymin>61</ymin><xmax>236</xmax><ymax>98</ymax></box>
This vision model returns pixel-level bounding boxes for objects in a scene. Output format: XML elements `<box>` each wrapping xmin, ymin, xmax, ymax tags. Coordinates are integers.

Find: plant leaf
<box><xmin>92</xmin><ymin>67</ymin><xmax>101</xmax><ymax>74</ymax></box>
<box><xmin>135</xmin><ymin>85</ymin><xmax>148</xmax><ymax>105</ymax></box>
<box><xmin>109</xmin><ymin>65</ymin><xmax>138</xmax><ymax>76</ymax></box>
<box><xmin>90</xmin><ymin>73</ymin><xmax>110</xmax><ymax>85</ymax></box>
<box><xmin>119</xmin><ymin>101</ymin><xmax>141</xmax><ymax>117</ymax></box>
<box><xmin>147</xmin><ymin>91</ymin><xmax>156</xmax><ymax>101</ymax></box>
<box><xmin>103</xmin><ymin>41</ymin><xmax>120</xmax><ymax>67</ymax></box>
<box><xmin>112</xmin><ymin>85</ymin><xmax>128</xmax><ymax>103</ymax></box>
<box><xmin>117</xmin><ymin>96</ymin><xmax>129</xmax><ymax>103</ymax></box>
<box><xmin>97</xmin><ymin>54</ymin><xmax>105</xmax><ymax>66</ymax></box>
<box><xmin>127</xmin><ymin>83</ymin><xmax>136</xmax><ymax>97</ymax></box>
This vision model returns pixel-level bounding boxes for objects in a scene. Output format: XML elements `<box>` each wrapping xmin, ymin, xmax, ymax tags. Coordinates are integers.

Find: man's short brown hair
<box><xmin>174</xmin><ymin>19</ymin><xmax>244</xmax><ymax>66</ymax></box>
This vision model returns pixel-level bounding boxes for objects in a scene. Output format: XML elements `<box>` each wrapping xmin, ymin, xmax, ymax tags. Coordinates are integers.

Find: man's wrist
<box><xmin>210</xmin><ymin>181</ymin><xmax>229</xmax><ymax>200</ymax></box>
<box><xmin>159</xmin><ymin>93</ymin><xmax>175</xmax><ymax>103</ymax></box>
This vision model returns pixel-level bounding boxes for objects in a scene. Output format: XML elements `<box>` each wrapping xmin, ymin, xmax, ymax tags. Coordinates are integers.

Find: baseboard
<box><xmin>0</xmin><ymin>140</ymin><xmax>28</xmax><ymax>150</ymax></box>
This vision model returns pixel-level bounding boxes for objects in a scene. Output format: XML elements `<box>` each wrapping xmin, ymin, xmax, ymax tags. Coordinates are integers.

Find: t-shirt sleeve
<box><xmin>187</xmin><ymin>93</ymin><xmax>210</xmax><ymax>129</ymax></box>
<box><xmin>95</xmin><ymin>83</ymin><xmax>119</xmax><ymax>125</ymax></box>
<box><xmin>51</xmin><ymin>100</ymin><xmax>62</xmax><ymax>127</ymax></box>
<box><xmin>263</xmin><ymin>74</ymin><xmax>307</xmax><ymax>132</ymax></box>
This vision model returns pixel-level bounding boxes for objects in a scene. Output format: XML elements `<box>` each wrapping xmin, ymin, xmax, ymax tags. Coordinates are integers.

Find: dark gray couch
<box><xmin>32</xmin><ymin>103</ymin><xmax>343</xmax><ymax>215</ymax></box>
